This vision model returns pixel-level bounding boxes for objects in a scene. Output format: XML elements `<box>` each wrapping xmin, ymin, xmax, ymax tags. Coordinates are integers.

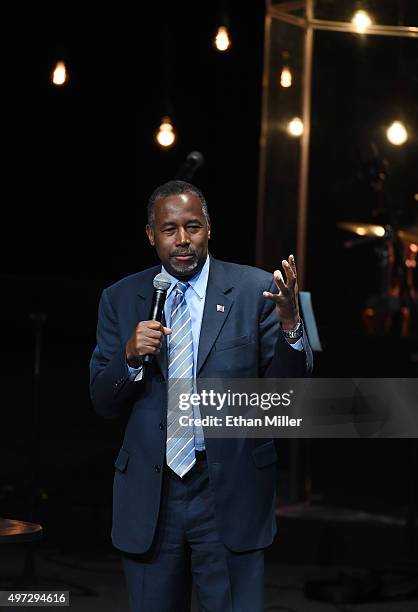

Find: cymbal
<box><xmin>337</xmin><ymin>222</ymin><xmax>386</xmax><ymax>238</ymax></box>
<box><xmin>338</xmin><ymin>222</ymin><xmax>418</xmax><ymax>247</ymax></box>
<box><xmin>398</xmin><ymin>226</ymin><xmax>418</xmax><ymax>246</ymax></box>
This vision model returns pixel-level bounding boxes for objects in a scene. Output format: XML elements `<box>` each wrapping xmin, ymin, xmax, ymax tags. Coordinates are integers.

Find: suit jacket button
<box><xmin>154</xmin><ymin>465</ymin><xmax>161</xmax><ymax>473</ymax></box>
<box><xmin>159</xmin><ymin>423</ymin><xmax>165</xmax><ymax>430</ymax></box>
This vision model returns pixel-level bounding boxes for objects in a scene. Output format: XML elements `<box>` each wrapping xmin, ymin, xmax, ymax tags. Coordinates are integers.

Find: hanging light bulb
<box><xmin>155</xmin><ymin>116</ymin><xmax>176</xmax><ymax>148</ymax></box>
<box><xmin>280</xmin><ymin>51</ymin><xmax>292</xmax><ymax>88</ymax></box>
<box><xmin>288</xmin><ymin>117</ymin><xmax>304</xmax><ymax>137</ymax></box>
<box><xmin>215</xmin><ymin>26</ymin><xmax>231</xmax><ymax>52</ymax></box>
<box><xmin>386</xmin><ymin>121</ymin><xmax>408</xmax><ymax>146</ymax></box>
<box><xmin>52</xmin><ymin>61</ymin><xmax>67</xmax><ymax>86</ymax></box>
<box><xmin>280</xmin><ymin>66</ymin><xmax>292</xmax><ymax>88</ymax></box>
<box><xmin>351</xmin><ymin>10</ymin><xmax>372</xmax><ymax>33</ymax></box>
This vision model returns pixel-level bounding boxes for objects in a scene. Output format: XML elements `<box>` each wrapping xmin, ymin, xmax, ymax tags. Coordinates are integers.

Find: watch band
<box><xmin>281</xmin><ymin>319</ymin><xmax>303</xmax><ymax>340</ymax></box>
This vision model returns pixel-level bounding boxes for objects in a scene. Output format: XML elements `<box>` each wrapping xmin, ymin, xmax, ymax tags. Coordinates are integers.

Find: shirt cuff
<box><xmin>127</xmin><ymin>363</ymin><xmax>144</xmax><ymax>382</ymax></box>
<box><xmin>286</xmin><ymin>337</ymin><xmax>304</xmax><ymax>351</ymax></box>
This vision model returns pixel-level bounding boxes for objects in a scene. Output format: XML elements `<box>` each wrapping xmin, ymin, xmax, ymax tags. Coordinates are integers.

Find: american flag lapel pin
<box><xmin>216</xmin><ymin>304</ymin><xmax>225</xmax><ymax>313</ymax></box>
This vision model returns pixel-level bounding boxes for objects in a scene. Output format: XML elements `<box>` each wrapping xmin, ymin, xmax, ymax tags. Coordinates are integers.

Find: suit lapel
<box><xmin>197</xmin><ymin>258</ymin><xmax>234</xmax><ymax>375</ymax></box>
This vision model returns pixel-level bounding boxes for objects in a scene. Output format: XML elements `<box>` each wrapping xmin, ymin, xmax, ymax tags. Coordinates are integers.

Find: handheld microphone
<box><xmin>175</xmin><ymin>151</ymin><xmax>204</xmax><ymax>181</ymax></box>
<box><xmin>143</xmin><ymin>273</ymin><xmax>171</xmax><ymax>365</ymax></box>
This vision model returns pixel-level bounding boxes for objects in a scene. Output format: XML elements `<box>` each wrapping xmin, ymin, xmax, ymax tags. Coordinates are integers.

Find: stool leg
<box><xmin>21</xmin><ymin>543</ymin><xmax>37</xmax><ymax>586</ymax></box>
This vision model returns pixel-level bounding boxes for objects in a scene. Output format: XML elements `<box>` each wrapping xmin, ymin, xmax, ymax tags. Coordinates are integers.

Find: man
<box><xmin>90</xmin><ymin>180</ymin><xmax>312</xmax><ymax>611</ymax></box>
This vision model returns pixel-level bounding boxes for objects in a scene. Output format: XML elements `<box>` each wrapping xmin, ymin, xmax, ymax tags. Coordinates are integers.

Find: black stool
<box><xmin>0</xmin><ymin>518</ymin><xmax>43</xmax><ymax>585</ymax></box>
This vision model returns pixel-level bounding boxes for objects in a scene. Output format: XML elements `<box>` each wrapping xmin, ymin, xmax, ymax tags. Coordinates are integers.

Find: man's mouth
<box><xmin>172</xmin><ymin>254</ymin><xmax>195</xmax><ymax>262</ymax></box>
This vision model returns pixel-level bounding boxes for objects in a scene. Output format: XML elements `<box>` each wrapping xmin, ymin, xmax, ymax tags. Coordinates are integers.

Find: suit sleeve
<box><xmin>258</xmin><ymin>278</ymin><xmax>313</xmax><ymax>378</ymax></box>
<box><xmin>89</xmin><ymin>288</ymin><xmax>143</xmax><ymax>418</ymax></box>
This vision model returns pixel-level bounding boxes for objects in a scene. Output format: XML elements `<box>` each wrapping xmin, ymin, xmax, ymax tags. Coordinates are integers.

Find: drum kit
<box><xmin>337</xmin><ymin>220</ymin><xmax>418</xmax><ymax>336</ymax></box>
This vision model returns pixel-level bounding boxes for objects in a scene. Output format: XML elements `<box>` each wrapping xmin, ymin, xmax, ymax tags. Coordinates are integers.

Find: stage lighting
<box><xmin>386</xmin><ymin>121</ymin><xmax>408</xmax><ymax>146</ymax></box>
<box><xmin>52</xmin><ymin>61</ymin><xmax>67</xmax><ymax>86</ymax></box>
<box><xmin>215</xmin><ymin>26</ymin><xmax>231</xmax><ymax>52</ymax></box>
<box><xmin>155</xmin><ymin>116</ymin><xmax>176</xmax><ymax>148</ymax></box>
<box><xmin>288</xmin><ymin>117</ymin><xmax>304</xmax><ymax>137</ymax></box>
<box><xmin>351</xmin><ymin>10</ymin><xmax>372</xmax><ymax>33</ymax></box>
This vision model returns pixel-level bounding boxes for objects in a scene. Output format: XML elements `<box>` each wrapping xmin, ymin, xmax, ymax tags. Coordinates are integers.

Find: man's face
<box><xmin>146</xmin><ymin>192</ymin><xmax>211</xmax><ymax>279</ymax></box>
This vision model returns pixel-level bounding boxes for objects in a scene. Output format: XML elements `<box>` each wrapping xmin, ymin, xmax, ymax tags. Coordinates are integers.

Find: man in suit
<box><xmin>90</xmin><ymin>180</ymin><xmax>312</xmax><ymax>612</ymax></box>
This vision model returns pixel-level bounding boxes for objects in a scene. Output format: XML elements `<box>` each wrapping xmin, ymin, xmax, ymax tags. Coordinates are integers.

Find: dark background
<box><xmin>1</xmin><ymin>0</ymin><xmax>418</xmax><ymax>558</ymax></box>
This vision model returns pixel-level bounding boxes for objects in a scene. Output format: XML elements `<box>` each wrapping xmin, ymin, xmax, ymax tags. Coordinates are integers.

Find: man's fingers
<box><xmin>263</xmin><ymin>270</ymin><xmax>286</xmax><ymax>301</ymax></box>
<box><xmin>141</xmin><ymin>328</ymin><xmax>163</xmax><ymax>340</ymax></box>
<box><xmin>137</xmin><ymin>324</ymin><xmax>171</xmax><ymax>352</ymax></box>
<box><xmin>263</xmin><ymin>289</ymin><xmax>286</xmax><ymax>304</ymax></box>
<box><xmin>138</xmin><ymin>321</ymin><xmax>171</xmax><ymax>336</ymax></box>
<box><xmin>142</xmin><ymin>320</ymin><xmax>166</xmax><ymax>331</ymax></box>
<box><xmin>289</xmin><ymin>254</ymin><xmax>297</xmax><ymax>277</ymax></box>
<box><xmin>282</xmin><ymin>259</ymin><xmax>296</xmax><ymax>286</ymax></box>
<box><xmin>141</xmin><ymin>344</ymin><xmax>161</xmax><ymax>355</ymax></box>
<box><xmin>142</xmin><ymin>337</ymin><xmax>161</xmax><ymax>349</ymax></box>
<box><xmin>265</xmin><ymin>259</ymin><xmax>299</xmax><ymax>301</ymax></box>
<box><xmin>274</xmin><ymin>269</ymin><xmax>287</xmax><ymax>293</ymax></box>
<box><xmin>263</xmin><ymin>291</ymin><xmax>275</xmax><ymax>300</ymax></box>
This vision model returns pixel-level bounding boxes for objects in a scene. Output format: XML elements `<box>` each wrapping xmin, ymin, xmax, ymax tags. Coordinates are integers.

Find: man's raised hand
<box><xmin>263</xmin><ymin>254</ymin><xmax>300</xmax><ymax>331</ymax></box>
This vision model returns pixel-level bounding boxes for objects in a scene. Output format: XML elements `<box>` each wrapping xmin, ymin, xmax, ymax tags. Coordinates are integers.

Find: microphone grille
<box><xmin>153</xmin><ymin>273</ymin><xmax>171</xmax><ymax>291</ymax></box>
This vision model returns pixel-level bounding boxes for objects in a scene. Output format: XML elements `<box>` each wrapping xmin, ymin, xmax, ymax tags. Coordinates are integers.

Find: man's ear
<box><xmin>146</xmin><ymin>224</ymin><xmax>155</xmax><ymax>246</ymax></box>
<box><xmin>207</xmin><ymin>224</ymin><xmax>211</xmax><ymax>240</ymax></box>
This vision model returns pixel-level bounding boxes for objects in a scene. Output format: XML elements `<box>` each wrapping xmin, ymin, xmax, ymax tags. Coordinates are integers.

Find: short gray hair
<box><xmin>147</xmin><ymin>180</ymin><xmax>210</xmax><ymax>227</ymax></box>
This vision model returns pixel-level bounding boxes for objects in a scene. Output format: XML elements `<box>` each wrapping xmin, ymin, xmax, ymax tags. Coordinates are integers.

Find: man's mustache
<box><xmin>170</xmin><ymin>250</ymin><xmax>196</xmax><ymax>257</ymax></box>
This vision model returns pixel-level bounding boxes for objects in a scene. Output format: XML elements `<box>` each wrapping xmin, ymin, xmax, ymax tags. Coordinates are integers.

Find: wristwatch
<box><xmin>281</xmin><ymin>319</ymin><xmax>303</xmax><ymax>340</ymax></box>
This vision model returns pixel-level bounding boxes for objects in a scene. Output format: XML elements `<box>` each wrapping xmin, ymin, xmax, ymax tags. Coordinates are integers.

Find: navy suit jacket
<box><xmin>89</xmin><ymin>257</ymin><xmax>313</xmax><ymax>554</ymax></box>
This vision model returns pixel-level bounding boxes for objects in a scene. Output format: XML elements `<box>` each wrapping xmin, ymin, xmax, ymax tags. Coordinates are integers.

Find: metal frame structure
<box><xmin>257</xmin><ymin>0</ymin><xmax>418</xmax><ymax>288</ymax></box>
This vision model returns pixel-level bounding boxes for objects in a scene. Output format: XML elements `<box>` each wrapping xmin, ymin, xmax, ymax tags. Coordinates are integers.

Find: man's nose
<box><xmin>175</xmin><ymin>228</ymin><xmax>190</xmax><ymax>245</ymax></box>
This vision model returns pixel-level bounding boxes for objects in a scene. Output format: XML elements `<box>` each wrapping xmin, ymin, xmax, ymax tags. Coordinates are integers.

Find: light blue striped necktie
<box><xmin>166</xmin><ymin>281</ymin><xmax>196</xmax><ymax>477</ymax></box>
